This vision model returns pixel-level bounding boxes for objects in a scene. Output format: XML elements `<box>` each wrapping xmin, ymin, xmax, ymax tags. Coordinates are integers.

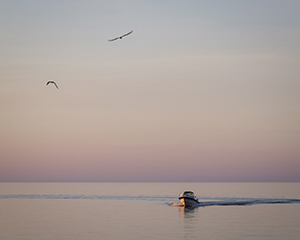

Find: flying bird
<box><xmin>108</xmin><ymin>30</ymin><xmax>133</xmax><ymax>42</ymax></box>
<box><xmin>46</xmin><ymin>81</ymin><xmax>59</xmax><ymax>89</ymax></box>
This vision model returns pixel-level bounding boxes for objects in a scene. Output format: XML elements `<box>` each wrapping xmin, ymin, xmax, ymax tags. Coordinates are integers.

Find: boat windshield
<box><xmin>180</xmin><ymin>191</ymin><xmax>196</xmax><ymax>198</ymax></box>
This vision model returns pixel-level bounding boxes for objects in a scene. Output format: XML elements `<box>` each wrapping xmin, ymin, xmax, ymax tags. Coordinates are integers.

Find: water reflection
<box><xmin>179</xmin><ymin>206</ymin><xmax>199</xmax><ymax>239</ymax></box>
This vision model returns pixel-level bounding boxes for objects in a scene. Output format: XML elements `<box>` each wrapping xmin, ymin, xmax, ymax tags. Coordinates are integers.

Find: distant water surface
<box><xmin>0</xmin><ymin>182</ymin><xmax>299</xmax><ymax>240</ymax></box>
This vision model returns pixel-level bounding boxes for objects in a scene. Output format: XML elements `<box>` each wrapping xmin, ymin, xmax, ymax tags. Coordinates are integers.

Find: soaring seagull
<box><xmin>108</xmin><ymin>30</ymin><xmax>133</xmax><ymax>42</ymax></box>
<box><xmin>46</xmin><ymin>81</ymin><xmax>59</xmax><ymax>89</ymax></box>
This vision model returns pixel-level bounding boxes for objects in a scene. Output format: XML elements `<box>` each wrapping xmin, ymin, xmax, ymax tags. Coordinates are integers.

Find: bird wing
<box><xmin>46</xmin><ymin>81</ymin><xmax>51</xmax><ymax>85</ymax></box>
<box><xmin>121</xmin><ymin>30</ymin><xmax>133</xmax><ymax>38</ymax></box>
<box><xmin>108</xmin><ymin>37</ymin><xmax>119</xmax><ymax>42</ymax></box>
<box><xmin>52</xmin><ymin>82</ymin><xmax>59</xmax><ymax>89</ymax></box>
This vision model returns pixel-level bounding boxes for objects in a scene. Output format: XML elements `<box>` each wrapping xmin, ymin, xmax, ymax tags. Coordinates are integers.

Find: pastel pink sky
<box><xmin>1</xmin><ymin>1</ymin><xmax>300</xmax><ymax>182</ymax></box>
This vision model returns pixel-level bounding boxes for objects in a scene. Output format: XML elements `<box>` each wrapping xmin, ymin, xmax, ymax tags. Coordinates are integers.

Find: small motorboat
<box><xmin>178</xmin><ymin>191</ymin><xmax>200</xmax><ymax>207</ymax></box>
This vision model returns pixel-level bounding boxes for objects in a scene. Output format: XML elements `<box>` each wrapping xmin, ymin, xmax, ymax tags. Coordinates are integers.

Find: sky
<box><xmin>0</xmin><ymin>0</ymin><xmax>299</xmax><ymax>182</ymax></box>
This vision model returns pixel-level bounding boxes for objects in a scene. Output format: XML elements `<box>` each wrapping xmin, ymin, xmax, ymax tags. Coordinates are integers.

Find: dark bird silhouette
<box><xmin>108</xmin><ymin>30</ymin><xmax>133</xmax><ymax>42</ymax></box>
<box><xmin>46</xmin><ymin>81</ymin><xmax>59</xmax><ymax>89</ymax></box>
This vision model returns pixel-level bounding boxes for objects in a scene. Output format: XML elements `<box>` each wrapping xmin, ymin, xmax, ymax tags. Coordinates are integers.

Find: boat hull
<box><xmin>179</xmin><ymin>197</ymin><xmax>199</xmax><ymax>207</ymax></box>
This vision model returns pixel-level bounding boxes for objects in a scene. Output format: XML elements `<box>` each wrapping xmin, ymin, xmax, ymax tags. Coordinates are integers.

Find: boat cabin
<box><xmin>179</xmin><ymin>191</ymin><xmax>196</xmax><ymax>198</ymax></box>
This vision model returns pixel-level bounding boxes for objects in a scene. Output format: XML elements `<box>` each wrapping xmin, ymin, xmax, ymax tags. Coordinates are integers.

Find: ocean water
<box><xmin>0</xmin><ymin>182</ymin><xmax>300</xmax><ymax>240</ymax></box>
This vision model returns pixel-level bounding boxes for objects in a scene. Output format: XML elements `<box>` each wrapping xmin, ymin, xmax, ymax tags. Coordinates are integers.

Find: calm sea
<box><xmin>0</xmin><ymin>182</ymin><xmax>300</xmax><ymax>240</ymax></box>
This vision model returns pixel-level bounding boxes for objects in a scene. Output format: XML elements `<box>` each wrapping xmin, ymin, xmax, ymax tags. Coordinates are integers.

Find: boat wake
<box><xmin>167</xmin><ymin>197</ymin><xmax>300</xmax><ymax>207</ymax></box>
<box><xmin>1</xmin><ymin>194</ymin><xmax>300</xmax><ymax>207</ymax></box>
<box><xmin>0</xmin><ymin>194</ymin><xmax>165</xmax><ymax>201</ymax></box>
<box><xmin>168</xmin><ymin>202</ymin><xmax>184</xmax><ymax>207</ymax></box>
